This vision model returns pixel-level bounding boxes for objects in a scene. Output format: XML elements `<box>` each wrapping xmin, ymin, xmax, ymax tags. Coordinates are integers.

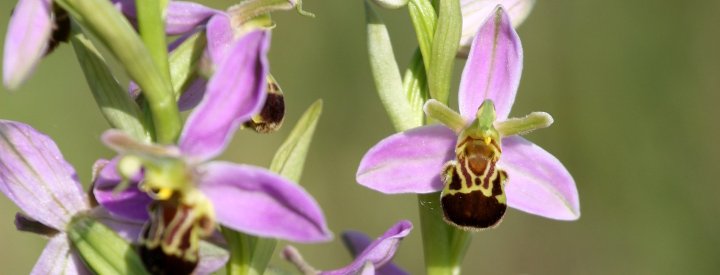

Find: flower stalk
<box><xmin>55</xmin><ymin>0</ymin><xmax>181</xmax><ymax>143</ymax></box>
<box><xmin>136</xmin><ymin>0</ymin><xmax>172</xmax><ymax>84</ymax></box>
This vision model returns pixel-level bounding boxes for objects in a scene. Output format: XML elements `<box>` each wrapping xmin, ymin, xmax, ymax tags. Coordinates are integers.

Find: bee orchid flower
<box><xmin>0</xmin><ymin>120</ymin><xmax>227</xmax><ymax>274</ymax></box>
<box><xmin>91</xmin><ymin>29</ymin><xmax>331</xmax><ymax>273</ymax></box>
<box><xmin>357</xmin><ymin>7</ymin><xmax>579</xmax><ymax>230</ymax></box>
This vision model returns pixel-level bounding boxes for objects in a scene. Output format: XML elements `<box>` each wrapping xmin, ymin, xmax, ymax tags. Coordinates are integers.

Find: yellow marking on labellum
<box><xmin>156</xmin><ymin>188</ymin><xmax>173</xmax><ymax>200</ymax></box>
<box><xmin>140</xmin><ymin>190</ymin><xmax>215</xmax><ymax>275</ymax></box>
<box><xmin>440</xmin><ymin>100</ymin><xmax>508</xmax><ymax>230</ymax></box>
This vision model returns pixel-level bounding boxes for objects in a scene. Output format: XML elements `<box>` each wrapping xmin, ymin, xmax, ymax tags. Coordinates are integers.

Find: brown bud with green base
<box><xmin>244</xmin><ymin>75</ymin><xmax>285</xmax><ymax>133</ymax></box>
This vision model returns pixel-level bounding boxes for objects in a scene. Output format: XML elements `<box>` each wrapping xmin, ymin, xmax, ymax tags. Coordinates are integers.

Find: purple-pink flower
<box><xmin>93</xmin><ymin>29</ymin><xmax>331</xmax><ymax>245</ymax></box>
<box><xmin>284</xmin><ymin>220</ymin><xmax>412</xmax><ymax>275</ymax></box>
<box><xmin>3</xmin><ymin>0</ymin><xmax>56</xmax><ymax>89</ymax></box>
<box><xmin>0</xmin><ymin>120</ymin><xmax>228</xmax><ymax>274</ymax></box>
<box><xmin>357</xmin><ymin>7</ymin><xmax>580</xmax><ymax>226</ymax></box>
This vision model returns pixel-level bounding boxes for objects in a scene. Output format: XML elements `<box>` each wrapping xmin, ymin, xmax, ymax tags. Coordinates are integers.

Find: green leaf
<box><xmin>67</xmin><ymin>215</ymin><xmax>149</xmax><ymax>275</ymax></box>
<box><xmin>269</xmin><ymin>99</ymin><xmax>323</xmax><ymax>182</ymax></box>
<box><xmin>365</xmin><ymin>1</ymin><xmax>422</xmax><ymax>131</ymax></box>
<box><xmin>70</xmin><ymin>26</ymin><xmax>150</xmax><ymax>142</ymax></box>
<box><xmin>403</xmin><ymin>49</ymin><xmax>430</xmax><ymax>119</ymax></box>
<box><xmin>56</xmin><ymin>0</ymin><xmax>181</xmax><ymax>143</ymax></box>
<box><xmin>428</xmin><ymin>0</ymin><xmax>461</xmax><ymax>105</ymax></box>
<box><xmin>223</xmin><ymin>100</ymin><xmax>324</xmax><ymax>275</ymax></box>
<box><xmin>423</xmin><ymin>99</ymin><xmax>465</xmax><ymax>133</ymax></box>
<box><xmin>168</xmin><ymin>31</ymin><xmax>207</xmax><ymax>100</ymax></box>
<box><xmin>407</xmin><ymin>0</ymin><xmax>437</xmax><ymax>71</ymax></box>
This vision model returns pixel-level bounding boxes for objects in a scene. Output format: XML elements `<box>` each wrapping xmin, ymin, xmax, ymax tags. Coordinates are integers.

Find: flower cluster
<box><xmin>0</xmin><ymin>0</ymin><xmax>579</xmax><ymax>273</ymax></box>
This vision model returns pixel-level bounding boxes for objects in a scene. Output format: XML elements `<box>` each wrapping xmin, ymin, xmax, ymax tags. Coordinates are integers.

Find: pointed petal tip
<box><xmin>460</xmin><ymin>0</ymin><xmax>536</xmax><ymax>51</ymax></box>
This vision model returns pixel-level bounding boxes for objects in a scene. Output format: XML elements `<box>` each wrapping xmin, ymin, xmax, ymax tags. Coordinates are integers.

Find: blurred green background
<box><xmin>1</xmin><ymin>0</ymin><xmax>720</xmax><ymax>274</ymax></box>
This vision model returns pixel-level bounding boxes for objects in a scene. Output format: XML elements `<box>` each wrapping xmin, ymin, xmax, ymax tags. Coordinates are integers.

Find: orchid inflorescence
<box><xmin>0</xmin><ymin>0</ymin><xmax>578</xmax><ymax>274</ymax></box>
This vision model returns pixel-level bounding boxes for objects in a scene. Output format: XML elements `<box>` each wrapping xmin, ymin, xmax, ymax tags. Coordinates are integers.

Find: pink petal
<box><xmin>0</xmin><ymin>121</ymin><xmax>88</xmax><ymax>230</ymax></box>
<box><xmin>166</xmin><ymin>1</ymin><xmax>220</xmax><ymax>35</ymax></box>
<box><xmin>3</xmin><ymin>0</ymin><xmax>53</xmax><ymax>89</ymax></box>
<box><xmin>499</xmin><ymin>136</ymin><xmax>580</xmax><ymax>220</ymax></box>
<box><xmin>322</xmin><ymin>220</ymin><xmax>412</xmax><ymax>275</ymax></box>
<box><xmin>179</xmin><ymin>30</ymin><xmax>270</xmax><ymax>161</ymax></box>
<box><xmin>460</xmin><ymin>0</ymin><xmax>535</xmax><ymax>50</ymax></box>
<box><xmin>92</xmin><ymin>158</ymin><xmax>152</xmax><ymax>221</ymax></box>
<box><xmin>31</xmin><ymin>234</ymin><xmax>90</xmax><ymax>275</ymax></box>
<box><xmin>458</xmin><ymin>7</ymin><xmax>522</xmax><ymax>121</ymax></box>
<box><xmin>357</xmin><ymin>125</ymin><xmax>456</xmax><ymax>194</ymax></box>
<box><xmin>205</xmin><ymin>14</ymin><xmax>234</xmax><ymax>65</ymax></box>
<box><xmin>177</xmin><ymin>78</ymin><xmax>208</xmax><ymax>111</ymax></box>
<box><xmin>197</xmin><ymin>161</ymin><xmax>332</xmax><ymax>243</ymax></box>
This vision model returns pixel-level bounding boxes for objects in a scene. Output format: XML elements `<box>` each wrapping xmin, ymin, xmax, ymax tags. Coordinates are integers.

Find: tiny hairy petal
<box><xmin>179</xmin><ymin>30</ymin><xmax>270</xmax><ymax>161</ymax></box>
<box><xmin>197</xmin><ymin>162</ymin><xmax>332</xmax><ymax>243</ymax></box>
<box><xmin>0</xmin><ymin>121</ymin><xmax>88</xmax><ymax>230</ymax></box>
<box><xmin>458</xmin><ymin>7</ymin><xmax>522</xmax><ymax>121</ymax></box>
<box><xmin>205</xmin><ymin>14</ymin><xmax>234</xmax><ymax>65</ymax></box>
<box><xmin>499</xmin><ymin>136</ymin><xmax>580</xmax><ymax>220</ymax></box>
<box><xmin>459</xmin><ymin>0</ymin><xmax>534</xmax><ymax>51</ymax></box>
<box><xmin>322</xmin><ymin>220</ymin><xmax>412</xmax><ymax>275</ymax></box>
<box><xmin>92</xmin><ymin>158</ymin><xmax>152</xmax><ymax>221</ymax></box>
<box><xmin>31</xmin><ymin>234</ymin><xmax>90</xmax><ymax>275</ymax></box>
<box><xmin>3</xmin><ymin>0</ymin><xmax>53</xmax><ymax>89</ymax></box>
<box><xmin>166</xmin><ymin>1</ymin><xmax>220</xmax><ymax>35</ymax></box>
<box><xmin>357</xmin><ymin>125</ymin><xmax>456</xmax><ymax>194</ymax></box>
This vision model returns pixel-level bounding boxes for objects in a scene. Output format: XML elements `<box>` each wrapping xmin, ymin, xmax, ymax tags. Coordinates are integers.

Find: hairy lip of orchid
<box><xmin>356</xmin><ymin>6</ymin><xmax>580</xmax><ymax>230</ymax></box>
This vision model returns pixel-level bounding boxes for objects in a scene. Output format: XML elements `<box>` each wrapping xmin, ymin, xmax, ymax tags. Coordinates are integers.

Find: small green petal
<box><xmin>423</xmin><ymin>99</ymin><xmax>466</xmax><ymax>133</ymax></box>
<box><xmin>495</xmin><ymin>112</ymin><xmax>553</xmax><ymax>137</ymax></box>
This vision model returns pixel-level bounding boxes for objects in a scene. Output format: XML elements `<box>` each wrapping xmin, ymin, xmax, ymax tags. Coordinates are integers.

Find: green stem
<box><xmin>56</xmin><ymin>0</ymin><xmax>181</xmax><ymax>143</ymax></box>
<box><xmin>222</xmin><ymin>228</ymin><xmax>253</xmax><ymax>275</ymax></box>
<box><xmin>418</xmin><ymin>193</ymin><xmax>471</xmax><ymax>275</ymax></box>
<box><xmin>136</xmin><ymin>0</ymin><xmax>171</xmax><ymax>84</ymax></box>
